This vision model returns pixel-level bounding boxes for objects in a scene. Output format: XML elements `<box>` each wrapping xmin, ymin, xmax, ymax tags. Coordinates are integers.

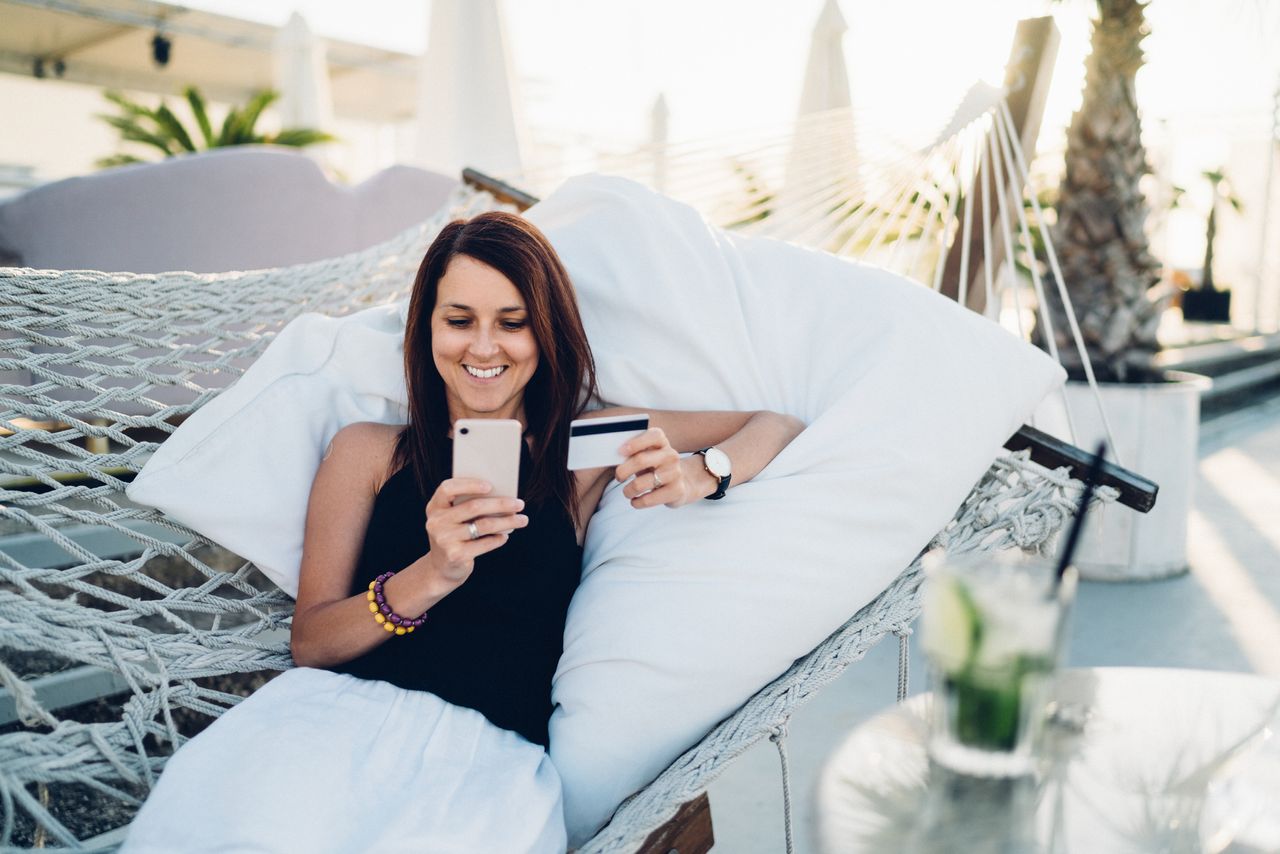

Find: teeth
<box><xmin>465</xmin><ymin>365</ymin><xmax>506</xmax><ymax>379</ymax></box>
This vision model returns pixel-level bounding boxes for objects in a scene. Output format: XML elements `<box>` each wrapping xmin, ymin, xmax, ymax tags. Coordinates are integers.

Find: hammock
<box><xmin>0</xmin><ymin>18</ymin><xmax>1152</xmax><ymax>853</ymax></box>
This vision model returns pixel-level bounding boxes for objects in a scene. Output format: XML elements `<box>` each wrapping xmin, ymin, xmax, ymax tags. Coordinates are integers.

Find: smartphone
<box><xmin>452</xmin><ymin>419</ymin><xmax>522</xmax><ymax>502</ymax></box>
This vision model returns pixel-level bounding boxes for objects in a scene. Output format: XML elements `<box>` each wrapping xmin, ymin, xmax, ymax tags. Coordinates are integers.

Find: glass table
<box><xmin>816</xmin><ymin>667</ymin><xmax>1280</xmax><ymax>853</ymax></box>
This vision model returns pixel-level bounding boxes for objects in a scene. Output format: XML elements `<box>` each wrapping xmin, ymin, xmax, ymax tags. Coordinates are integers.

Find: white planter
<box><xmin>1032</xmin><ymin>371</ymin><xmax>1210</xmax><ymax>581</ymax></box>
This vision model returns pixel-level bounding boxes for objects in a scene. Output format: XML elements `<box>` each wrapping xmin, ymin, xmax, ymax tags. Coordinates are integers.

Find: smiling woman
<box><xmin>118</xmin><ymin>209</ymin><xmax>805</xmax><ymax>853</ymax></box>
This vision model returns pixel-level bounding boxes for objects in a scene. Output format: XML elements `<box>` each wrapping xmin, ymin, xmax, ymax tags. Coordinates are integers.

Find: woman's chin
<box><xmin>459</xmin><ymin>396</ymin><xmax>518</xmax><ymax>418</ymax></box>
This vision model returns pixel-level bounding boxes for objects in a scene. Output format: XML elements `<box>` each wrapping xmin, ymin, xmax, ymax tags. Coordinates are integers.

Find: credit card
<box><xmin>567</xmin><ymin>413</ymin><xmax>650</xmax><ymax>470</ymax></box>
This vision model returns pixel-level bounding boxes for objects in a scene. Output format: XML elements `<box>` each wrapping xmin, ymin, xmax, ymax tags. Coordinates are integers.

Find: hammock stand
<box><xmin>0</xmin><ymin>17</ymin><xmax>1158</xmax><ymax>854</ymax></box>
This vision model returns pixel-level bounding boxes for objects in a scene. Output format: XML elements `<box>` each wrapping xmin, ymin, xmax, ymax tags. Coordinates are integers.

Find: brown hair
<box><xmin>394</xmin><ymin>211</ymin><xmax>599</xmax><ymax>526</ymax></box>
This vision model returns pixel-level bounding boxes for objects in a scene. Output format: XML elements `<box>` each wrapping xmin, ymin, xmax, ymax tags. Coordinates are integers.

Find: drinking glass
<box><xmin>920</xmin><ymin>550</ymin><xmax>1077</xmax><ymax>778</ymax></box>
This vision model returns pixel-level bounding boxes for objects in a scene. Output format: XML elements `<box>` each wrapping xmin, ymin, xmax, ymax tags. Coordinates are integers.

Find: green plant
<box><xmin>1195</xmin><ymin>168</ymin><xmax>1243</xmax><ymax>293</ymax></box>
<box><xmin>96</xmin><ymin>86</ymin><xmax>335</xmax><ymax>169</ymax></box>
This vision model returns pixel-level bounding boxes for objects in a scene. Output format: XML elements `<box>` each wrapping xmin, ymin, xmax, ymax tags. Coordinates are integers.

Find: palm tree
<box><xmin>1043</xmin><ymin>0</ymin><xmax>1167</xmax><ymax>383</ymax></box>
<box><xmin>1196</xmin><ymin>168</ymin><xmax>1243</xmax><ymax>293</ymax></box>
<box><xmin>96</xmin><ymin>87</ymin><xmax>335</xmax><ymax>169</ymax></box>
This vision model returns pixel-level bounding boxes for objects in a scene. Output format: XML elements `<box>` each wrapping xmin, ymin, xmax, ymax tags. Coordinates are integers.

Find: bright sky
<box><xmin>181</xmin><ymin>0</ymin><xmax>1280</xmax><ymax>150</ymax></box>
<box><xmin>174</xmin><ymin>0</ymin><xmax>1278</xmax><ymax>274</ymax></box>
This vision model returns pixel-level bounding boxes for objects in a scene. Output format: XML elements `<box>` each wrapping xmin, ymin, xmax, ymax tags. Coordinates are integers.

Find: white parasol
<box><xmin>271</xmin><ymin>11</ymin><xmax>334</xmax><ymax>132</ymax></box>
<box><xmin>414</xmin><ymin>0</ymin><xmax>526</xmax><ymax>177</ymax></box>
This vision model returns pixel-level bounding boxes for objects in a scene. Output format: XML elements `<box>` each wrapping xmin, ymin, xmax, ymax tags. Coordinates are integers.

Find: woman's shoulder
<box><xmin>333</xmin><ymin>420</ymin><xmax>404</xmax><ymax>442</ymax></box>
<box><xmin>328</xmin><ymin>422</ymin><xmax>406</xmax><ymax>492</ymax></box>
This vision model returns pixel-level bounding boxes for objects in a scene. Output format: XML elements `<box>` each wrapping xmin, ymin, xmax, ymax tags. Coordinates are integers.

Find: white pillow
<box><xmin>127</xmin><ymin>175</ymin><xmax>1065</xmax><ymax>843</ymax></box>
<box><xmin>523</xmin><ymin>176</ymin><xmax>1065</xmax><ymax>843</ymax></box>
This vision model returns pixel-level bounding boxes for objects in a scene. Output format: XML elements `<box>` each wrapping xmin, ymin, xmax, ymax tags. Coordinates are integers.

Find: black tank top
<box><xmin>330</xmin><ymin>442</ymin><xmax>582</xmax><ymax>748</ymax></box>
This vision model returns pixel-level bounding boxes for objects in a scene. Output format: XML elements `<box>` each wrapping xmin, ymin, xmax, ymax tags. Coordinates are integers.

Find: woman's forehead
<box><xmin>436</xmin><ymin>255</ymin><xmax>524</xmax><ymax>310</ymax></box>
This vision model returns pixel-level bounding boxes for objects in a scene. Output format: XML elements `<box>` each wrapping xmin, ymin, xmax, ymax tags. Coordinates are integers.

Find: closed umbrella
<box><xmin>272</xmin><ymin>11</ymin><xmax>334</xmax><ymax>133</ymax></box>
<box><xmin>415</xmin><ymin>0</ymin><xmax>526</xmax><ymax>177</ymax></box>
<box><xmin>782</xmin><ymin>0</ymin><xmax>858</xmax><ymax>211</ymax></box>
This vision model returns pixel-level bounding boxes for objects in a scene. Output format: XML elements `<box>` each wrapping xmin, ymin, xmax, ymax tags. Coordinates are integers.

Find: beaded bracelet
<box><xmin>367</xmin><ymin>571</ymin><xmax>428</xmax><ymax>636</ymax></box>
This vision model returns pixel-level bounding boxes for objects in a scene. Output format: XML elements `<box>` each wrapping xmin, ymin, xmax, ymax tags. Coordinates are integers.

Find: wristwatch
<box><xmin>695</xmin><ymin>447</ymin><xmax>732</xmax><ymax>500</ymax></box>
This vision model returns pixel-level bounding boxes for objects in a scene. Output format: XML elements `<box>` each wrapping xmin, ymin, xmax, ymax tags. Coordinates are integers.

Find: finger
<box><xmin>622</xmin><ymin>468</ymin><xmax>664</xmax><ymax>500</ymax></box>
<box><xmin>630</xmin><ymin>488</ymin><xmax>670</xmax><ymax>509</ymax></box>
<box><xmin>448</xmin><ymin>496</ymin><xmax>525</xmax><ymax>522</ymax></box>
<box><xmin>466</xmin><ymin>531</ymin><xmax>511</xmax><ymax>558</ymax></box>
<box><xmin>465</xmin><ymin>514</ymin><xmax>528</xmax><ymax>538</ymax></box>
<box><xmin>616</xmin><ymin>447</ymin><xmax>678</xmax><ymax>482</ymax></box>
<box><xmin>434</xmin><ymin>512</ymin><xmax>527</xmax><ymax>547</ymax></box>
<box><xmin>428</xmin><ymin>478</ymin><xmax>492</xmax><ymax>510</ymax></box>
<box><xmin>618</xmin><ymin>427</ymin><xmax>669</xmax><ymax>457</ymax></box>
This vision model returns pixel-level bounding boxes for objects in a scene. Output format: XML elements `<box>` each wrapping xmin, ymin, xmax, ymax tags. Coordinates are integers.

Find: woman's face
<box><xmin>432</xmin><ymin>254</ymin><xmax>540</xmax><ymax>427</ymax></box>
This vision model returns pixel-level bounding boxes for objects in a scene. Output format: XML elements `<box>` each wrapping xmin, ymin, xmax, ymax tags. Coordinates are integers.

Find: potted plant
<box><xmin>95</xmin><ymin>86</ymin><xmax>335</xmax><ymax>169</ymax></box>
<box><xmin>1035</xmin><ymin>0</ymin><xmax>1208</xmax><ymax>581</ymax></box>
<box><xmin>1180</xmin><ymin>168</ymin><xmax>1242</xmax><ymax>323</ymax></box>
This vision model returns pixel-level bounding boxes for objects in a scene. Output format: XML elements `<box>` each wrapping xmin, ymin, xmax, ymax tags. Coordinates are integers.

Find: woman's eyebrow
<box><xmin>440</xmin><ymin>303</ymin><xmax>526</xmax><ymax>313</ymax></box>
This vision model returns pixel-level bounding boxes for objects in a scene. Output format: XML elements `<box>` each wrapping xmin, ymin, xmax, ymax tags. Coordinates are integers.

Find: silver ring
<box><xmin>652</xmin><ymin>470</ymin><xmax>663</xmax><ymax>489</ymax></box>
<box><xmin>468</xmin><ymin>522</ymin><xmax>480</xmax><ymax>540</ymax></box>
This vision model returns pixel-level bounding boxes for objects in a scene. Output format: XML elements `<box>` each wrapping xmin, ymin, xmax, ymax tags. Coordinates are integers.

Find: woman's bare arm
<box><xmin>291</xmin><ymin>423</ymin><xmax>437</xmax><ymax>668</ymax></box>
<box><xmin>575</xmin><ymin>407</ymin><xmax>806</xmax><ymax>512</ymax></box>
<box><xmin>291</xmin><ymin>423</ymin><xmax>527</xmax><ymax>669</ymax></box>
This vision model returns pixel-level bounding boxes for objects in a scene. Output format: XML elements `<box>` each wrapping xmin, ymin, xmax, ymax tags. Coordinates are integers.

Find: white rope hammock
<box><xmin>0</xmin><ymin>94</ymin><xmax>1116</xmax><ymax>852</ymax></box>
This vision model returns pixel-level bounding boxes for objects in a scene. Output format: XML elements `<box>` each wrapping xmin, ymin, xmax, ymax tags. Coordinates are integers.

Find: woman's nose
<box><xmin>469</xmin><ymin>329</ymin><xmax>499</xmax><ymax>358</ymax></box>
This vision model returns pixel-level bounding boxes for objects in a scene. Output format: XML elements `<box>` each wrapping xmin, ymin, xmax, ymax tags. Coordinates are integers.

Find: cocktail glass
<box><xmin>920</xmin><ymin>550</ymin><xmax>1077</xmax><ymax>778</ymax></box>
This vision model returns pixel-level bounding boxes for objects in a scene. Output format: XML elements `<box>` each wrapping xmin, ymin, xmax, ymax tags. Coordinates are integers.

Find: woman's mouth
<box><xmin>464</xmin><ymin>364</ymin><xmax>508</xmax><ymax>380</ymax></box>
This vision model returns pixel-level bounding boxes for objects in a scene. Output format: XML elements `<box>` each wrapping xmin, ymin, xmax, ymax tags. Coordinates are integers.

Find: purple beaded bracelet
<box><xmin>366</xmin><ymin>571</ymin><xmax>427</xmax><ymax>636</ymax></box>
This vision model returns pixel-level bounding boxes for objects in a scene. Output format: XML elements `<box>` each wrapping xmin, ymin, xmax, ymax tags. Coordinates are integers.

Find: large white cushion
<box><xmin>127</xmin><ymin>175</ymin><xmax>1065</xmax><ymax>843</ymax></box>
<box><xmin>527</xmin><ymin>178</ymin><xmax>1064</xmax><ymax>842</ymax></box>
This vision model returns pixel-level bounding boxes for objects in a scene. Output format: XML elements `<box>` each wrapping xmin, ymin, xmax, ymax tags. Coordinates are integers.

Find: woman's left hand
<box><xmin>616</xmin><ymin>428</ymin><xmax>713</xmax><ymax>509</ymax></box>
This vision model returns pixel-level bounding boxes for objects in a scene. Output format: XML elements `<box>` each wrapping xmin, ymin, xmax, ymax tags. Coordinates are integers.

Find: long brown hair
<box><xmin>394</xmin><ymin>211</ymin><xmax>599</xmax><ymax>526</ymax></box>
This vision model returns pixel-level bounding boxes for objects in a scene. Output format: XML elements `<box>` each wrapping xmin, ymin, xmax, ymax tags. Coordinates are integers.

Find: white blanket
<box><xmin>120</xmin><ymin>669</ymin><xmax>565</xmax><ymax>853</ymax></box>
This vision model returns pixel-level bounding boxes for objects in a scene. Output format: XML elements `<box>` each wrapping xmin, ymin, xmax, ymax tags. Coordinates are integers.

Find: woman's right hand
<box><xmin>422</xmin><ymin>478</ymin><xmax>527</xmax><ymax>590</ymax></box>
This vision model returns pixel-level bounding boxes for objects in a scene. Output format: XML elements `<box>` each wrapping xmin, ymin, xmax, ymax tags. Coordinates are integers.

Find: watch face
<box><xmin>703</xmin><ymin>447</ymin><xmax>731</xmax><ymax>477</ymax></box>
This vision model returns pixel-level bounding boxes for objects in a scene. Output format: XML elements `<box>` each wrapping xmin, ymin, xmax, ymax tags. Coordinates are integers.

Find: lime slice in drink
<box><xmin>922</xmin><ymin>574</ymin><xmax>982</xmax><ymax>673</ymax></box>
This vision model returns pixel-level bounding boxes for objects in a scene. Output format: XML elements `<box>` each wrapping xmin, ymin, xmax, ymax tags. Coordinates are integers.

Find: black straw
<box><xmin>1054</xmin><ymin>440</ymin><xmax>1108</xmax><ymax>585</ymax></box>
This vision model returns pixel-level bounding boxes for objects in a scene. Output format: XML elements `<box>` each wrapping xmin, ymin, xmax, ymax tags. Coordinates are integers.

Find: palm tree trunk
<box><xmin>1045</xmin><ymin>0</ymin><xmax>1167</xmax><ymax>383</ymax></box>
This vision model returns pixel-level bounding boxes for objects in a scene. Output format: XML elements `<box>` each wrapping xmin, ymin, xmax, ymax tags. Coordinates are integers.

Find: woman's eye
<box><xmin>501</xmin><ymin>321</ymin><xmax>527</xmax><ymax>331</ymax></box>
<box><xmin>445</xmin><ymin>318</ymin><xmax>470</xmax><ymax>328</ymax></box>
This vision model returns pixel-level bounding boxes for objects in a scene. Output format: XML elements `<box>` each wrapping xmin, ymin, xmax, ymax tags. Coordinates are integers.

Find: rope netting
<box><xmin>0</xmin><ymin>96</ymin><xmax>1114</xmax><ymax>852</ymax></box>
<box><xmin>0</xmin><ymin>187</ymin><xmax>507</xmax><ymax>849</ymax></box>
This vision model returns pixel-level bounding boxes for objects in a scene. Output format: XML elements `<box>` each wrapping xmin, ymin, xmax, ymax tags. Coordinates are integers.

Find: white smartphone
<box><xmin>452</xmin><ymin>419</ymin><xmax>522</xmax><ymax>502</ymax></box>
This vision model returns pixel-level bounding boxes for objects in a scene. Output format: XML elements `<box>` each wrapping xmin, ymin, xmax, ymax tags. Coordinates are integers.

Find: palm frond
<box><xmin>152</xmin><ymin>104</ymin><xmax>198</xmax><ymax>153</ymax></box>
<box><xmin>184</xmin><ymin>86</ymin><xmax>215</xmax><ymax>148</ymax></box>
<box><xmin>231</xmin><ymin>90</ymin><xmax>280</xmax><ymax>144</ymax></box>
<box><xmin>216</xmin><ymin>107</ymin><xmax>241</xmax><ymax>147</ymax></box>
<box><xmin>101</xmin><ymin>90</ymin><xmax>151</xmax><ymax>118</ymax></box>
<box><xmin>269</xmin><ymin>128</ymin><xmax>337</xmax><ymax>147</ymax></box>
<box><xmin>96</xmin><ymin>114</ymin><xmax>175</xmax><ymax>156</ymax></box>
<box><xmin>94</xmin><ymin>153</ymin><xmax>147</xmax><ymax>170</ymax></box>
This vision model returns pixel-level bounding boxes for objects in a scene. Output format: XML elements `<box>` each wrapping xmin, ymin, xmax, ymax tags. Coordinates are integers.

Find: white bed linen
<box><xmin>119</xmin><ymin>668</ymin><xmax>566</xmax><ymax>854</ymax></box>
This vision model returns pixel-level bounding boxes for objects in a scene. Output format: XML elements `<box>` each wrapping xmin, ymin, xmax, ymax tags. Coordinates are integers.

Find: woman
<box><xmin>122</xmin><ymin>212</ymin><xmax>804</xmax><ymax>852</ymax></box>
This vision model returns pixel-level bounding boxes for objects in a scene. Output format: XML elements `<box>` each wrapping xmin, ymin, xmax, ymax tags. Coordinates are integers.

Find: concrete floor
<box><xmin>705</xmin><ymin>393</ymin><xmax>1280</xmax><ymax>853</ymax></box>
